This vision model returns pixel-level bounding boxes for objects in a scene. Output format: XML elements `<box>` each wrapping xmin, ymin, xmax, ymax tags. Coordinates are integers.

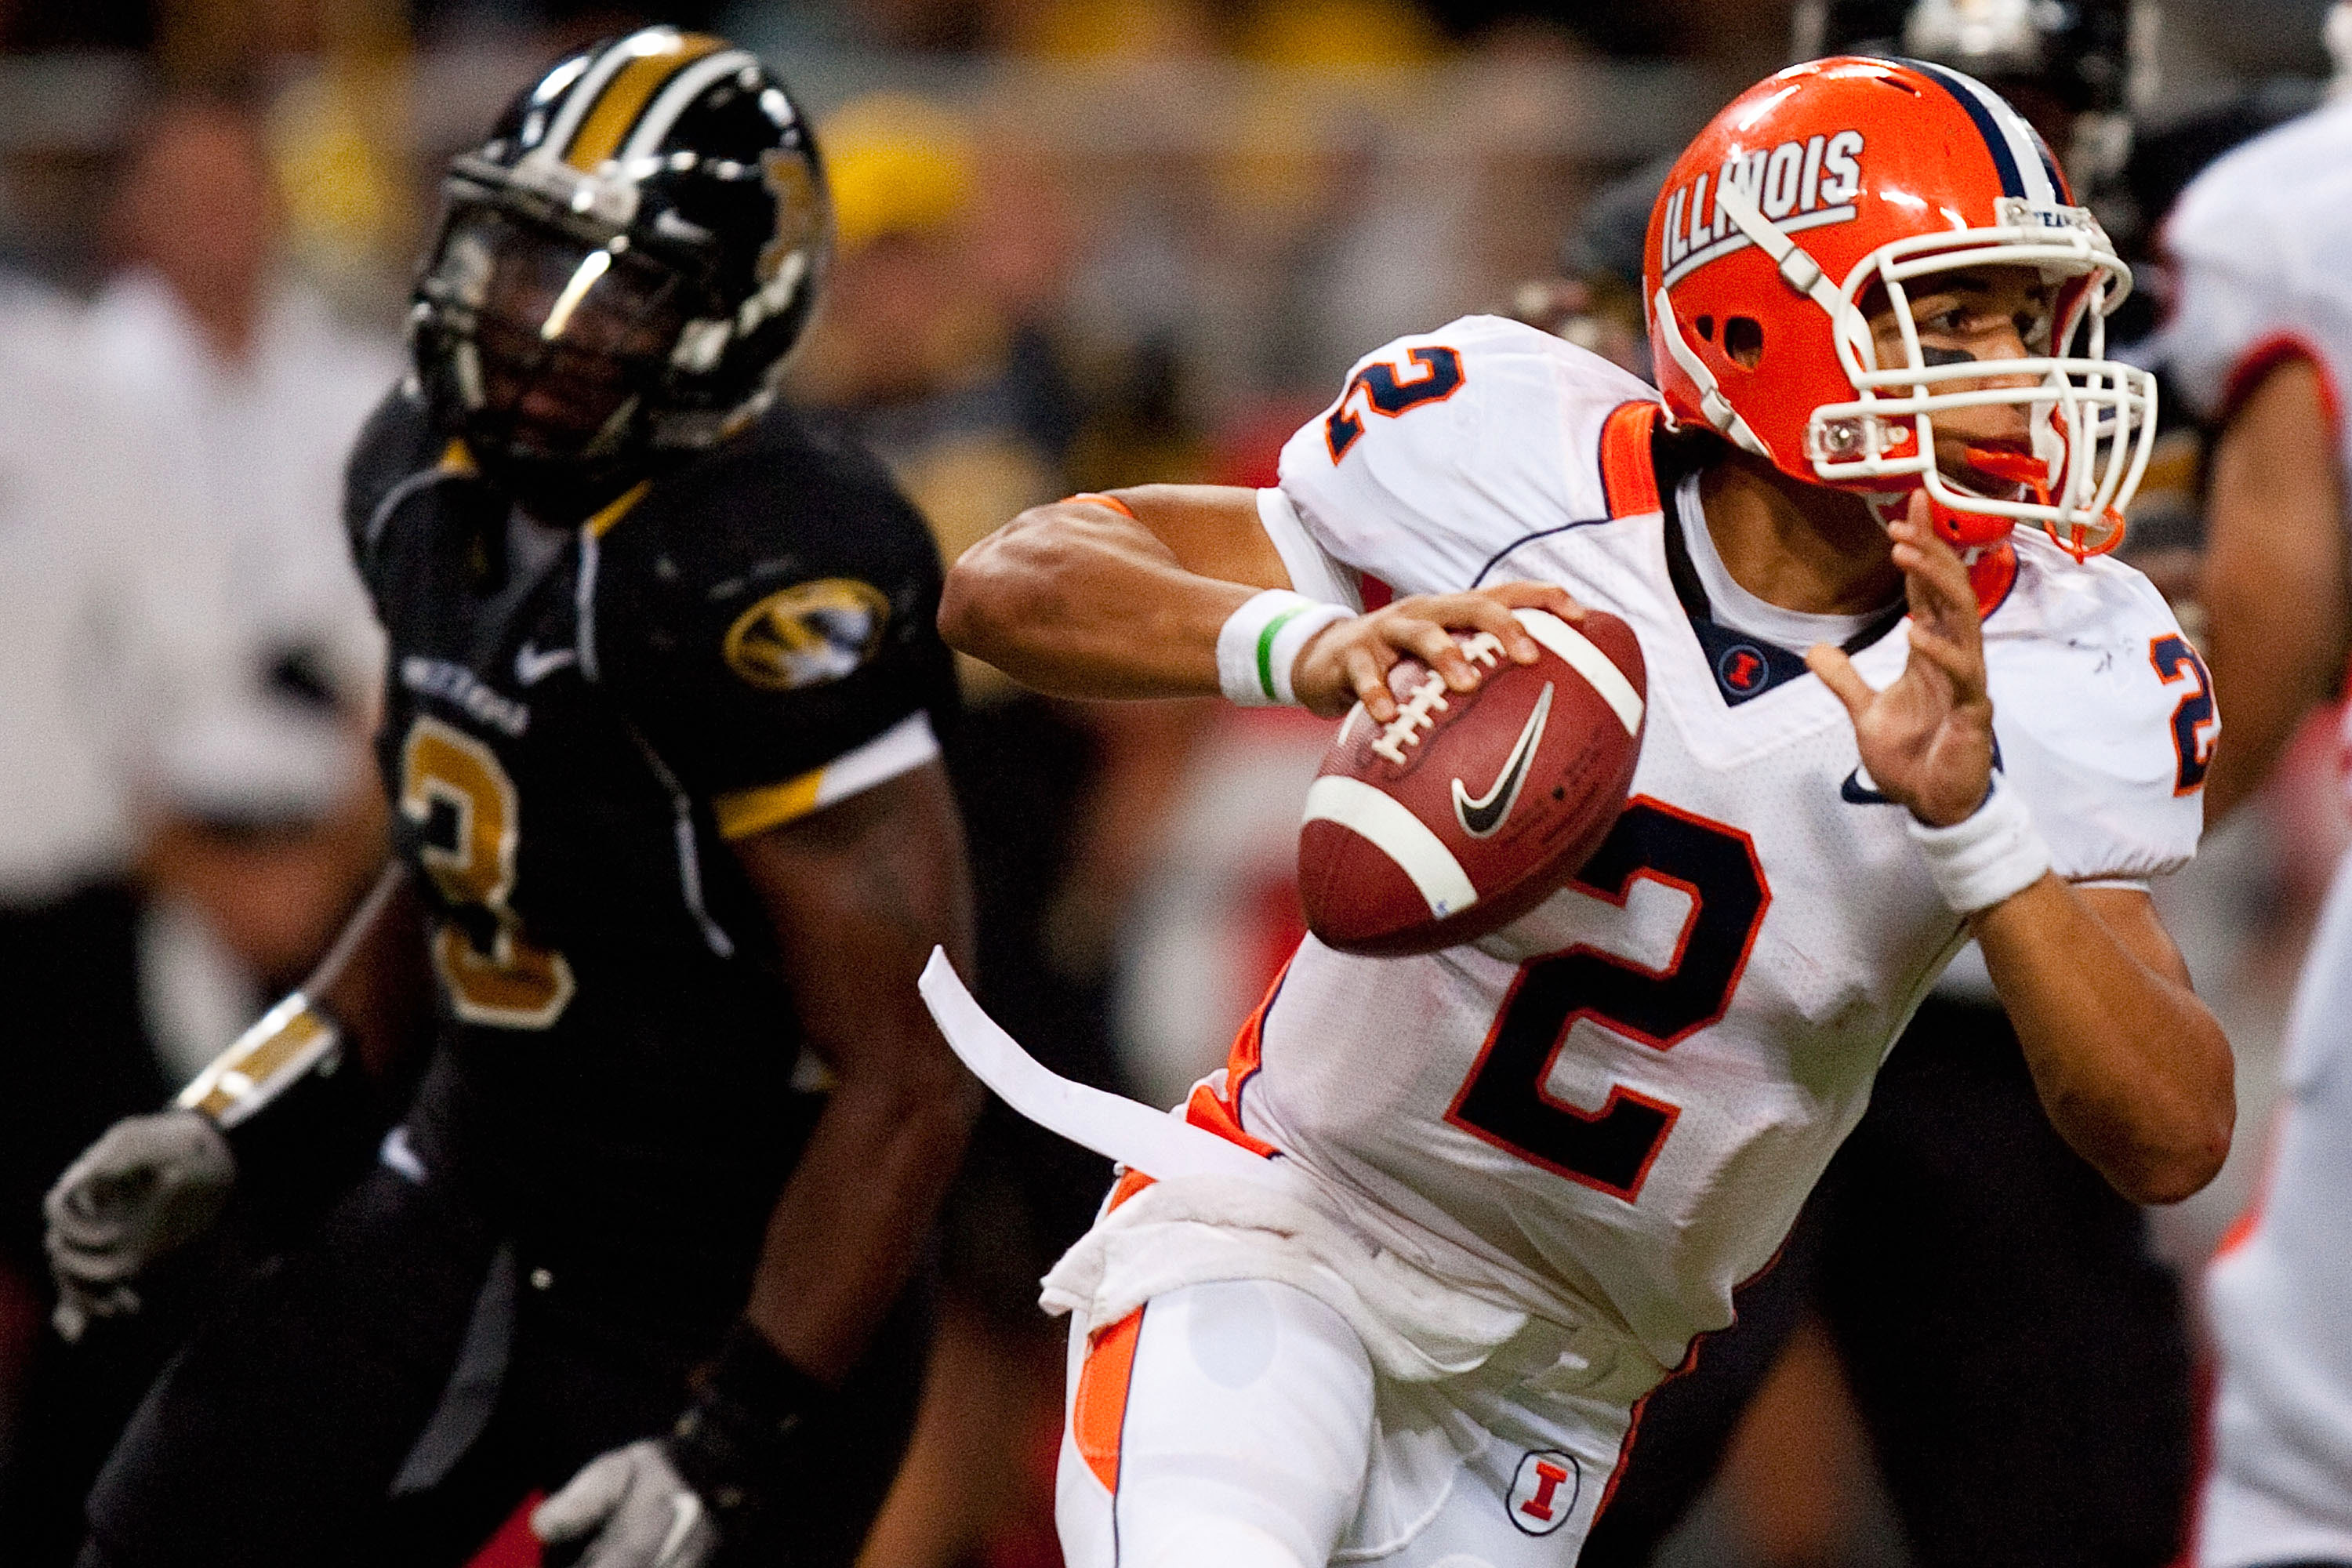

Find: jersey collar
<box><xmin>1652</xmin><ymin>426</ymin><xmax>1907</xmax><ymax>708</ymax></box>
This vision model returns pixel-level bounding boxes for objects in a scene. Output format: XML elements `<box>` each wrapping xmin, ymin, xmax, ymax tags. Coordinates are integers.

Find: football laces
<box><xmin>1370</xmin><ymin>633</ymin><xmax>1505</xmax><ymax>765</ymax></box>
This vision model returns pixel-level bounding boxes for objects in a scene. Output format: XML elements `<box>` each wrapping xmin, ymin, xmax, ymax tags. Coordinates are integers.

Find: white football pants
<box><xmin>1057</xmin><ymin>1279</ymin><xmax>1622</xmax><ymax>1568</ymax></box>
<box><xmin>2199</xmin><ymin>848</ymin><xmax>2352</xmax><ymax>1567</ymax></box>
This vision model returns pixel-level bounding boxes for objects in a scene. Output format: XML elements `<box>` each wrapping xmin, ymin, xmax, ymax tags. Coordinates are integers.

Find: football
<box><xmin>1298</xmin><ymin>608</ymin><xmax>1646</xmax><ymax>956</ymax></box>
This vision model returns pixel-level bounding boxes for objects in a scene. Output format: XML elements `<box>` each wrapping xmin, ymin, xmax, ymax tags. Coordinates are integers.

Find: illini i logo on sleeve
<box><xmin>724</xmin><ymin>579</ymin><xmax>891</xmax><ymax>690</ymax></box>
<box><xmin>1506</xmin><ymin>1449</ymin><xmax>1581</xmax><ymax>1535</ymax></box>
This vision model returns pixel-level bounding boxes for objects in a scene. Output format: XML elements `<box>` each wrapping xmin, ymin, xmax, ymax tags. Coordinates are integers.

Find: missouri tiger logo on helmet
<box><xmin>411</xmin><ymin>27</ymin><xmax>833</xmax><ymax>517</ymax></box>
<box><xmin>1643</xmin><ymin>55</ymin><xmax>2157</xmax><ymax>557</ymax></box>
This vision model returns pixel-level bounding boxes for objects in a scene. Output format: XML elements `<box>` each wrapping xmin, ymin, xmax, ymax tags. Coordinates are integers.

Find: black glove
<box><xmin>662</xmin><ymin>1321</ymin><xmax>833</xmax><ymax>1536</ymax></box>
<box><xmin>535</xmin><ymin>1322</ymin><xmax>833</xmax><ymax>1568</ymax></box>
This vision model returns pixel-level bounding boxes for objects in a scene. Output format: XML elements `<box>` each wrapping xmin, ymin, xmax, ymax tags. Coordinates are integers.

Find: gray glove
<box><xmin>534</xmin><ymin>1440</ymin><xmax>718</xmax><ymax>1568</ymax></box>
<box><xmin>43</xmin><ymin>1109</ymin><xmax>235</xmax><ymax>1341</ymax></box>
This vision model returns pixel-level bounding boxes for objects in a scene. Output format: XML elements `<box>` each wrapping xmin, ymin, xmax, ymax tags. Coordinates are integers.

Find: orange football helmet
<box><xmin>1643</xmin><ymin>55</ymin><xmax>2155</xmax><ymax>556</ymax></box>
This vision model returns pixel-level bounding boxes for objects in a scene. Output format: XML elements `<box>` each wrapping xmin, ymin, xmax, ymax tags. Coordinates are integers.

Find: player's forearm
<box><xmin>2200</xmin><ymin>352</ymin><xmax>2350</xmax><ymax>822</ymax></box>
<box><xmin>2198</xmin><ymin>558</ymin><xmax>2343</xmax><ymax>822</ymax></box>
<box><xmin>742</xmin><ymin>1038</ymin><xmax>979</xmax><ymax>1383</ymax></box>
<box><xmin>1974</xmin><ymin>878</ymin><xmax>2234</xmax><ymax>1204</ymax></box>
<box><xmin>309</xmin><ymin>865</ymin><xmax>436</xmax><ymax>1087</ymax></box>
<box><xmin>175</xmin><ymin>864</ymin><xmax>434</xmax><ymax>1127</ymax></box>
<box><xmin>732</xmin><ymin>763</ymin><xmax>981</xmax><ymax>1381</ymax></box>
<box><xmin>938</xmin><ymin>495</ymin><xmax>1265</xmax><ymax>699</ymax></box>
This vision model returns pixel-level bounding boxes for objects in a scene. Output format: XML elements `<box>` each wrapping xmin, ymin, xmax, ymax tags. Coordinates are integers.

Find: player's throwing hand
<box><xmin>1293</xmin><ymin>581</ymin><xmax>1584</xmax><ymax>721</ymax></box>
<box><xmin>1806</xmin><ymin>492</ymin><xmax>1998</xmax><ymax>827</ymax></box>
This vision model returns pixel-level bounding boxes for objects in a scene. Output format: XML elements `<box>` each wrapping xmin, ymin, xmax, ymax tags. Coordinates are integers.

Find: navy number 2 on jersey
<box><xmin>1447</xmin><ymin>800</ymin><xmax>1770</xmax><ymax>1202</ymax></box>
<box><xmin>1324</xmin><ymin>346</ymin><xmax>1466</xmax><ymax>462</ymax></box>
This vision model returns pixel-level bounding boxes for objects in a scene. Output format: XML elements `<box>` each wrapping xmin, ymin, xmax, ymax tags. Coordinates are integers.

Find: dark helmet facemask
<box><xmin>417</xmin><ymin>205</ymin><xmax>698</xmax><ymax>510</ymax></box>
<box><xmin>409</xmin><ymin>27</ymin><xmax>831</xmax><ymax>521</ymax></box>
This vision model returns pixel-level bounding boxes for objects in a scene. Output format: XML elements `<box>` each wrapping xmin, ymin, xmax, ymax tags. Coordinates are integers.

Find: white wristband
<box><xmin>1906</xmin><ymin>774</ymin><xmax>2052</xmax><ymax>914</ymax></box>
<box><xmin>1216</xmin><ymin>590</ymin><xmax>1352</xmax><ymax>707</ymax></box>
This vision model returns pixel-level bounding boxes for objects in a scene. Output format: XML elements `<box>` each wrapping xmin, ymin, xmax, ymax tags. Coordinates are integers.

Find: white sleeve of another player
<box><xmin>2166</xmin><ymin>252</ymin><xmax>2328</xmax><ymax>423</ymax></box>
<box><xmin>1986</xmin><ymin>546</ymin><xmax>2209</xmax><ymax>885</ymax></box>
<box><xmin>1274</xmin><ymin>314</ymin><xmax>1653</xmax><ymax>595</ymax></box>
<box><xmin>2164</xmin><ymin>162</ymin><xmax>2341</xmax><ymax>422</ymax></box>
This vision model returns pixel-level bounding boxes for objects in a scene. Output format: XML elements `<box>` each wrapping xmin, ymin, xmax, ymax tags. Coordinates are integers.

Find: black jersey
<box><xmin>345</xmin><ymin>387</ymin><xmax>955</xmax><ymax>1314</ymax></box>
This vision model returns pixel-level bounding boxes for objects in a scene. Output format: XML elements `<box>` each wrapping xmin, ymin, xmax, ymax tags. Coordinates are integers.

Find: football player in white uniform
<box><xmin>2166</xmin><ymin>28</ymin><xmax>2352</xmax><ymax>1563</ymax></box>
<box><xmin>1580</xmin><ymin>7</ymin><xmax>2204</xmax><ymax>1565</ymax></box>
<box><xmin>942</xmin><ymin>57</ymin><xmax>2234</xmax><ymax>1568</ymax></box>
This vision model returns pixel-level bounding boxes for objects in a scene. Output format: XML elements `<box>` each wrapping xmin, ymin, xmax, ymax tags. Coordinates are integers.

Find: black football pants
<box><xmin>78</xmin><ymin>1160</ymin><xmax>926</xmax><ymax>1568</ymax></box>
<box><xmin>1581</xmin><ymin>997</ymin><xmax>2197</xmax><ymax>1568</ymax></box>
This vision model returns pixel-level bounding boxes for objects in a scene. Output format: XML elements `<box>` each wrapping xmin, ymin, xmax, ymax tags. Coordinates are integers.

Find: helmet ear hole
<box><xmin>1695</xmin><ymin>314</ymin><xmax>1715</xmax><ymax>342</ymax></box>
<box><xmin>1724</xmin><ymin>316</ymin><xmax>1764</xmax><ymax>368</ymax></box>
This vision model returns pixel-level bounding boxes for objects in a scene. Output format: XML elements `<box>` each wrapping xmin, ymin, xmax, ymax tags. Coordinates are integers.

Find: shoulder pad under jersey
<box><xmin>1984</xmin><ymin>532</ymin><xmax>2209</xmax><ymax>884</ymax></box>
<box><xmin>1277</xmin><ymin>314</ymin><xmax>1661</xmax><ymax>596</ymax></box>
<box><xmin>586</xmin><ymin>404</ymin><xmax>952</xmax><ymax>803</ymax></box>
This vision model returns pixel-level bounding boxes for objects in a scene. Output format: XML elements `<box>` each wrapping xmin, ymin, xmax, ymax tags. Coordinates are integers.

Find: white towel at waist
<box><xmin>1040</xmin><ymin>1164</ymin><xmax>1676</xmax><ymax>1394</ymax></box>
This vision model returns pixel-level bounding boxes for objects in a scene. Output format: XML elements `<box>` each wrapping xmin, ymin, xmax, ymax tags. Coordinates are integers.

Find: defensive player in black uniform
<box><xmin>42</xmin><ymin>29</ymin><xmax>978</xmax><ymax>1568</ymax></box>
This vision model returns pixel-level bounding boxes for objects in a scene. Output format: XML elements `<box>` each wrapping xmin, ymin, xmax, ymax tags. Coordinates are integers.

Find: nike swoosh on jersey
<box><xmin>1842</xmin><ymin>754</ymin><xmax>2009</xmax><ymax>807</ymax></box>
<box><xmin>514</xmin><ymin>641</ymin><xmax>578</xmax><ymax>686</ymax></box>
<box><xmin>1454</xmin><ymin>681</ymin><xmax>1552</xmax><ymax>838</ymax></box>
<box><xmin>1839</xmin><ymin>767</ymin><xmax>1896</xmax><ymax>805</ymax></box>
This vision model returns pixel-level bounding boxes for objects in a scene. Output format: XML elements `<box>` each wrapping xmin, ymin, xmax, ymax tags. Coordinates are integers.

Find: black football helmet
<box><xmin>411</xmin><ymin>27</ymin><xmax>830</xmax><ymax>517</ymax></box>
<box><xmin>1791</xmin><ymin>0</ymin><xmax>2152</xmax><ymax>216</ymax></box>
<box><xmin>1792</xmin><ymin>0</ymin><xmax>2144</xmax><ymax>113</ymax></box>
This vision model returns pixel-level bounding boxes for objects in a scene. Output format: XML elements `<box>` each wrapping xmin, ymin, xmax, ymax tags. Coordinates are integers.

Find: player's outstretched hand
<box><xmin>535</xmin><ymin>1440</ymin><xmax>718</xmax><ymax>1568</ymax></box>
<box><xmin>1294</xmin><ymin>580</ymin><xmax>1584</xmax><ymax>721</ymax></box>
<box><xmin>1805</xmin><ymin>491</ymin><xmax>1997</xmax><ymax>827</ymax></box>
<box><xmin>43</xmin><ymin>1109</ymin><xmax>235</xmax><ymax>1342</ymax></box>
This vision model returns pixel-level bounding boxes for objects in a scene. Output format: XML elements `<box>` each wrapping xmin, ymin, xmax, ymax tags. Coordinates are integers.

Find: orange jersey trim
<box><xmin>2214</xmin><ymin>1107</ymin><xmax>2287</xmax><ymax>1261</ymax></box>
<box><xmin>1102</xmin><ymin>958</ymin><xmax>1293</xmax><ymax>1215</ymax></box>
<box><xmin>1072</xmin><ymin>1307</ymin><xmax>1145</xmax><ymax>1493</ymax></box>
<box><xmin>1079</xmin><ymin>971</ymin><xmax>1294</xmax><ymax>1493</ymax></box>
<box><xmin>1104</xmin><ymin>1166</ymin><xmax>1156</xmax><ymax>1211</ymax></box>
<box><xmin>1599</xmin><ymin>401</ymin><xmax>1664</xmax><ymax>519</ymax></box>
<box><xmin>1592</xmin><ymin>1226</ymin><xmax>1802</xmax><ymax>1526</ymax></box>
<box><xmin>2219</xmin><ymin>332</ymin><xmax>2343</xmax><ymax>435</ymax></box>
<box><xmin>1185</xmin><ymin>959</ymin><xmax>1291</xmax><ymax>1158</ymax></box>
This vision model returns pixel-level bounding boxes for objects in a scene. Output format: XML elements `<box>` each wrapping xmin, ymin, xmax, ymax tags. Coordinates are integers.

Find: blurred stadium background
<box><xmin>0</xmin><ymin>0</ymin><xmax>2344</xmax><ymax>1563</ymax></box>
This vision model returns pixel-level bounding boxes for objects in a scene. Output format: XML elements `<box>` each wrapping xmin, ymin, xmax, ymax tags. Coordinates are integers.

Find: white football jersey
<box><xmin>1222</xmin><ymin>314</ymin><xmax>2205</xmax><ymax>1371</ymax></box>
<box><xmin>2165</xmin><ymin>95</ymin><xmax>2352</xmax><ymax>488</ymax></box>
<box><xmin>2165</xmin><ymin>101</ymin><xmax>2352</xmax><ymax>1568</ymax></box>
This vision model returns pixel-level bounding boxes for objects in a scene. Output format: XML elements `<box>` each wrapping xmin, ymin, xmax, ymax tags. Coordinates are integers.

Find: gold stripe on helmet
<box><xmin>564</xmin><ymin>32</ymin><xmax>726</xmax><ymax>172</ymax></box>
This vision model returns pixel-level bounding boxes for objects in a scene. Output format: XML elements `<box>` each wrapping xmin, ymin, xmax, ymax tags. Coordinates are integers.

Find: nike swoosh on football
<box><xmin>1839</xmin><ymin>768</ymin><xmax>1896</xmax><ymax>805</ymax></box>
<box><xmin>1454</xmin><ymin>681</ymin><xmax>1553</xmax><ymax>838</ymax></box>
<box><xmin>513</xmin><ymin>642</ymin><xmax>577</xmax><ymax>685</ymax></box>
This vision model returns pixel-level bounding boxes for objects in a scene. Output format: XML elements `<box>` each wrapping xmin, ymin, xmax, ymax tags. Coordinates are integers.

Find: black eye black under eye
<box><xmin>1921</xmin><ymin>346</ymin><xmax>1976</xmax><ymax>368</ymax></box>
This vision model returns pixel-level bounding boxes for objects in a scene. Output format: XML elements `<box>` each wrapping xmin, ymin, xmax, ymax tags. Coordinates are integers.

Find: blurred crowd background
<box><xmin>0</xmin><ymin>0</ymin><xmax>2347</xmax><ymax>1563</ymax></box>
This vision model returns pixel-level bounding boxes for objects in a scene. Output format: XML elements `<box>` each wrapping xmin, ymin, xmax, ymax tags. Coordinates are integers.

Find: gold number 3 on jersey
<box><xmin>400</xmin><ymin>716</ymin><xmax>577</xmax><ymax>1029</ymax></box>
